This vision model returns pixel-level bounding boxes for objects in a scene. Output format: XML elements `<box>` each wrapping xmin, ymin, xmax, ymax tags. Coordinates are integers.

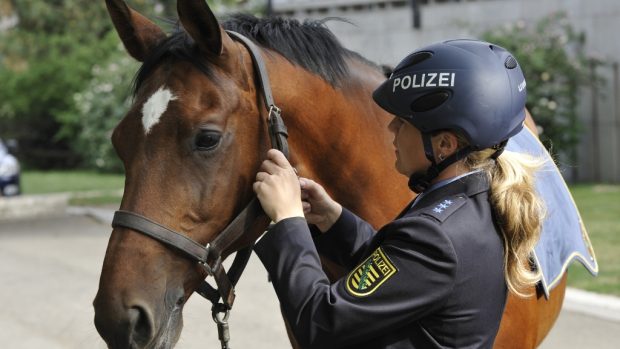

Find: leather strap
<box><xmin>113</xmin><ymin>210</ymin><xmax>209</xmax><ymax>262</ymax></box>
<box><xmin>268</xmin><ymin>107</ymin><xmax>289</xmax><ymax>159</ymax></box>
<box><xmin>226</xmin><ymin>31</ymin><xmax>275</xmax><ymax>109</ymax></box>
<box><xmin>196</xmin><ymin>247</ymin><xmax>253</xmax><ymax>304</ymax></box>
<box><xmin>227</xmin><ymin>30</ymin><xmax>290</xmax><ymax>159</ymax></box>
<box><xmin>209</xmin><ymin>198</ymin><xmax>270</xmax><ymax>254</ymax></box>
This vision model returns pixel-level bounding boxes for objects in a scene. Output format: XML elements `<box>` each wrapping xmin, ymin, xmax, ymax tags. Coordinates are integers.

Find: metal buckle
<box><xmin>199</xmin><ymin>261</ymin><xmax>213</xmax><ymax>276</ymax></box>
<box><xmin>199</xmin><ymin>257</ymin><xmax>224</xmax><ymax>278</ymax></box>
<box><xmin>198</xmin><ymin>243</ymin><xmax>214</xmax><ymax>275</ymax></box>
<box><xmin>268</xmin><ymin>104</ymin><xmax>281</xmax><ymax>119</ymax></box>
<box><xmin>212</xmin><ymin>305</ymin><xmax>231</xmax><ymax>349</ymax></box>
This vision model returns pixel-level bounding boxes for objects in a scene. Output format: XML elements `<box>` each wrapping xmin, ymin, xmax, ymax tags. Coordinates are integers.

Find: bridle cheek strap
<box><xmin>227</xmin><ymin>30</ymin><xmax>290</xmax><ymax>159</ymax></box>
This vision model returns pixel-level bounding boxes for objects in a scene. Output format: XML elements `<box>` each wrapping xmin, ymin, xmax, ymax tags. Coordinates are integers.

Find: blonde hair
<box><xmin>460</xmin><ymin>138</ymin><xmax>545</xmax><ymax>297</ymax></box>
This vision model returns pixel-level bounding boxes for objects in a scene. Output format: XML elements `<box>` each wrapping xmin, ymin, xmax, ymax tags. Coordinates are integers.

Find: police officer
<box><xmin>253</xmin><ymin>39</ymin><xmax>544</xmax><ymax>349</ymax></box>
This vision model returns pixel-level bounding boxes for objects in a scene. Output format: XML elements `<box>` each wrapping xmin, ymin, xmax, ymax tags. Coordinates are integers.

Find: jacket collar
<box><xmin>397</xmin><ymin>171</ymin><xmax>490</xmax><ymax>218</ymax></box>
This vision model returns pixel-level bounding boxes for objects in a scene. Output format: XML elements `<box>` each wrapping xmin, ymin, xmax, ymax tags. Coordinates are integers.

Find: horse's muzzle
<box><xmin>94</xmin><ymin>297</ymin><xmax>155</xmax><ymax>349</ymax></box>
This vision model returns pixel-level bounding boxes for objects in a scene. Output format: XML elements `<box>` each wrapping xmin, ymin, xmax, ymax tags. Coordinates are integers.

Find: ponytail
<box><xmin>464</xmin><ymin>148</ymin><xmax>545</xmax><ymax>297</ymax></box>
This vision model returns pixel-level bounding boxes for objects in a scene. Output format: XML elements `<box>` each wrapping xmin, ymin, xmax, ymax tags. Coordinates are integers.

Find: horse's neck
<box><xmin>270</xmin><ymin>57</ymin><xmax>412</xmax><ymax>227</ymax></box>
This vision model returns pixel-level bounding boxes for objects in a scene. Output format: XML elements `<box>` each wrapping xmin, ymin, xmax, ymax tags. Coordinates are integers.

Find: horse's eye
<box><xmin>195</xmin><ymin>131</ymin><xmax>221</xmax><ymax>151</ymax></box>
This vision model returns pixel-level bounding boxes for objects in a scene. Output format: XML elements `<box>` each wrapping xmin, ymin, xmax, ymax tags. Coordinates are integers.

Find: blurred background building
<box><xmin>270</xmin><ymin>0</ymin><xmax>620</xmax><ymax>183</ymax></box>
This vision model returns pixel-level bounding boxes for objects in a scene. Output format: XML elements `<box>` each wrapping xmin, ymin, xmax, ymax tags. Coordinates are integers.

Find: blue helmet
<box><xmin>373</xmin><ymin>39</ymin><xmax>527</xmax><ymax>150</ymax></box>
<box><xmin>372</xmin><ymin>39</ymin><xmax>527</xmax><ymax>192</ymax></box>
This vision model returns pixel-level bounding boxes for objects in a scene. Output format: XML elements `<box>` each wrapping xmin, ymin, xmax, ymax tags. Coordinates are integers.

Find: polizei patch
<box><xmin>346</xmin><ymin>247</ymin><xmax>398</xmax><ymax>297</ymax></box>
<box><xmin>142</xmin><ymin>86</ymin><xmax>177</xmax><ymax>134</ymax></box>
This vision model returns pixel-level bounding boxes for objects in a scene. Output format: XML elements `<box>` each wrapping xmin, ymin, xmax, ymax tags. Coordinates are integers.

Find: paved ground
<box><xmin>0</xmin><ymin>212</ymin><xmax>289</xmax><ymax>349</ymax></box>
<box><xmin>0</xmin><ymin>211</ymin><xmax>617</xmax><ymax>348</ymax></box>
<box><xmin>540</xmin><ymin>310</ymin><xmax>619</xmax><ymax>349</ymax></box>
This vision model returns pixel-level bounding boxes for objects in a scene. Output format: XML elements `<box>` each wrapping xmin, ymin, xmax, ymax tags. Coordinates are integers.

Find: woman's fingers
<box><xmin>260</xmin><ymin>158</ymin><xmax>280</xmax><ymax>175</ymax></box>
<box><xmin>255</xmin><ymin>171</ymin><xmax>269</xmax><ymax>182</ymax></box>
<box><xmin>300</xmin><ymin>177</ymin><xmax>330</xmax><ymax>205</ymax></box>
<box><xmin>252</xmin><ymin>180</ymin><xmax>261</xmax><ymax>194</ymax></box>
<box><xmin>252</xmin><ymin>150</ymin><xmax>305</xmax><ymax>223</ymax></box>
<box><xmin>266</xmin><ymin>149</ymin><xmax>291</xmax><ymax>168</ymax></box>
<box><xmin>260</xmin><ymin>151</ymin><xmax>296</xmax><ymax>176</ymax></box>
<box><xmin>299</xmin><ymin>177</ymin><xmax>309</xmax><ymax>188</ymax></box>
<box><xmin>299</xmin><ymin>177</ymin><xmax>320</xmax><ymax>195</ymax></box>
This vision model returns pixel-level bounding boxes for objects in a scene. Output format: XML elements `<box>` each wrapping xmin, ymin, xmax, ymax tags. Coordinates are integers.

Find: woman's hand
<box><xmin>300</xmin><ymin>177</ymin><xmax>342</xmax><ymax>233</ymax></box>
<box><xmin>253</xmin><ymin>149</ymin><xmax>304</xmax><ymax>223</ymax></box>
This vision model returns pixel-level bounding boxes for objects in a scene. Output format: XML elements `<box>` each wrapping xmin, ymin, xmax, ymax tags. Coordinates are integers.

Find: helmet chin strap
<box><xmin>408</xmin><ymin>133</ymin><xmax>474</xmax><ymax>193</ymax></box>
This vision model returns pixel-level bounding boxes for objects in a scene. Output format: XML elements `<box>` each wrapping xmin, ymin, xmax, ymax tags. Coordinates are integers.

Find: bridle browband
<box><xmin>111</xmin><ymin>31</ymin><xmax>289</xmax><ymax>349</ymax></box>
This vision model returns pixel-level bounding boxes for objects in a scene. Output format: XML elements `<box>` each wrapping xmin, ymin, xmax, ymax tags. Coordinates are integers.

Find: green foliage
<box><xmin>483</xmin><ymin>12</ymin><xmax>595</xmax><ymax>161</ymax></box>
<box><xmin>0</xmin><ymin>0</ymin><xmax>116</xmax><ymax>168</ymax></box>
<box><xmin>211</xmin><ymin>0</ymin><xmax>269</xmax><ymax>15</ymax></box>
<box><xmin>567</xmin><ymin>184</ymin><xmax>620</xmax><ymax>296</ymax></box>
<box><xmin>8</xmin><ymin>0</ymin><xmax>110</xmax><ymax>38</ymax></box>
<box><xmin>0</xmin><ymin>34</ymin><xmax>113</xmax><ymax>168</ymax></box>
<box><xmin>0</xmin><ymin>1</ymin><xmax>169</xmax><ymax>169</ymax></box>
<box><xmin>21</xmin><ymin>169</ymin><xmax>124</xmax><ymax>194</ymax></box>
<box><xmin>69</xmin><ymin>34</ymin><xmax>138</xmax><ymax>172</ymax></box>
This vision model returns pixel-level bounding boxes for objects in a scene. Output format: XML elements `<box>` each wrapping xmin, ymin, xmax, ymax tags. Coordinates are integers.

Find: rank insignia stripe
<box><xmin>346</xmin><ymin>247</ymin><xmax>398</xmax><ymax>297</ymax></box>
<box><xmin>420</xmin><ymin>195</ymin><xmax>467</xmax><ymax>223</ymax></box>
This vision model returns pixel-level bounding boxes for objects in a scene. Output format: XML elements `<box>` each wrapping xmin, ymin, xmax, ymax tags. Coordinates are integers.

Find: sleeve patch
<box><xmin>345</xmin><ymin>247</ymin><xmax>398</xmax><ymax>297</ymax></box>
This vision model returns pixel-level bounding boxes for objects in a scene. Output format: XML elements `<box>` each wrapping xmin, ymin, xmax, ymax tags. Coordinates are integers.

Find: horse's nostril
<box><xmin>167</xmin><ymin>287</ymin><xmax>186</xmax><ymax>310</ymax></box>
<box><xmin>175</xmin><ymin>296</ymin><xmax>185</xmax><ymax>307</ymax></box>
<box><xmin>128</xmin><ymin>305</ymin><xmax>154</xmax><ymax>347</ymax></box>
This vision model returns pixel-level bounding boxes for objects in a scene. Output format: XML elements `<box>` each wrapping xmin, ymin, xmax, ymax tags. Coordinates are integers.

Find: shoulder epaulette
<box><xmin>419</xmin><ymin>195</ymin><xmax>468</xmax><ymax>223</ymax></box>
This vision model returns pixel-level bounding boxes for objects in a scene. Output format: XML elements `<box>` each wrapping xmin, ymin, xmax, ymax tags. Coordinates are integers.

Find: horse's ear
<box><xmin>177</xmin><ymin>0</ymin><xmax>234</xmax><ymax>57</ymax></box>
<box><xmin>105</xmin><ymin>0</ymin><xmax>166</xmax><ymax>62</ymax></box>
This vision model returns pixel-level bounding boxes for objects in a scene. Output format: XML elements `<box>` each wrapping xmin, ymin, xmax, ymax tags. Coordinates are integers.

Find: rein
<box><xmin>111</xmin><ymin>31</ymin><xmax>289</xmax><ymax>349</ymax></box>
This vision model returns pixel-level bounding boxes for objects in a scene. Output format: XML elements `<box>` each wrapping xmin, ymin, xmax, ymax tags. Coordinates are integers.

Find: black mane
<box><xmin>134</xmin><ymin>14</ymin><xmax>364</xmax><ymax>94</ymax></box>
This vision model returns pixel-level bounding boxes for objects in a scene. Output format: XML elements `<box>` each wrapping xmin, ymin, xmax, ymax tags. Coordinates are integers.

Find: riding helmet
<box><xmin>373</xmin><ymin>39</ymin><xmax>527</xmax><ymax>150</ymax></box>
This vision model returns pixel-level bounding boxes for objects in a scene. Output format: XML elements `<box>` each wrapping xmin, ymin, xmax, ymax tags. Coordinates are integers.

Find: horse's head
<box><xmin>94</xmin><ymin>1</ymin><xmax>270</xmax><ymax>347</ymax></box>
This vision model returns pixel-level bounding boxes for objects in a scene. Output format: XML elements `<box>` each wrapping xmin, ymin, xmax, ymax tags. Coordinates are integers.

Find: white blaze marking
<box><xmin>141</xmin><ymin>86</ymin><xmax>177</xmax><ymax>134</ymax></box>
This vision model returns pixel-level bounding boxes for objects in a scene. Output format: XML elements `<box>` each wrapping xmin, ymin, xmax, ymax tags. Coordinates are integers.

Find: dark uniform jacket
<box><xmin>254</xmin><ymin>172</ymin><xmax>507</xmax><ymax>349</ymax></box>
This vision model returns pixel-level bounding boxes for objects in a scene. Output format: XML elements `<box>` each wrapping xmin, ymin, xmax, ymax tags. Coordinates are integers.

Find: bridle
<box><xmin>111</xmin><ymin>31</ymin><xmax>289</xmax><ymax>349</ymax></box>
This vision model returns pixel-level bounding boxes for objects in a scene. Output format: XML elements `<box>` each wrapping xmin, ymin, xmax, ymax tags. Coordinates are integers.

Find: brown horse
<box><xmin>94</xmin><ymin>1</ymin><xmax>565</xmax><ymax>348</ymax></box>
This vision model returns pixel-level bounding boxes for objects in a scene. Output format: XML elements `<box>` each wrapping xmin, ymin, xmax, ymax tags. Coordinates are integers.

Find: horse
<box><xmin>94</xmin><ymin>1</ymin><xmax>565</xmax><ymax>348</ymax></box>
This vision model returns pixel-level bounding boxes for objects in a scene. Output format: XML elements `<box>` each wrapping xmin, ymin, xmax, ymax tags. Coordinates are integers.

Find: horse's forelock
<box><xmin>133</xmin><ymin>29</ymin><xmax>214</xmax><ymax>96</ymax></box>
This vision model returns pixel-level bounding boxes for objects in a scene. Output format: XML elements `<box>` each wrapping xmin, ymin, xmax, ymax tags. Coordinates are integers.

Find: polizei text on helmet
<box><xmin>392</xmin><ymin>72</ymin><xmax>455</xmax><ymax>92</ymax></box>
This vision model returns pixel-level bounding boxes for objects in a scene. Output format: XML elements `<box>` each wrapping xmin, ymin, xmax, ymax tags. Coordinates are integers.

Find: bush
<box><xmin>0</xmin><ymin>1</ymin><xmax>115</xmax><ymax>169</ymax></box>
<box><xmin>483</xmin><ymin>12</ymin><xmax>598</xmax><ymax>162</ymax></box>
<box><xmin>69</xmin><ymin>36</ymin><xmax>139</xmax><ymax>173</ymax></box>
<box><xmin>0</xmin><ymin>0</ymin><xmax>172</xmax><ymax>170</ymax></box>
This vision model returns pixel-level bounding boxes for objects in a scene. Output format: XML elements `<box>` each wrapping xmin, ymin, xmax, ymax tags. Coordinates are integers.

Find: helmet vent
<box><xmin>505</xmin><ymin>56</ymin><xmax>518</xmax><ymax>69</ymax></box>
<box><xmin>398</xmin><ymin>51</ymin><xmax>433</xmax><ymax>71</ymax></box>
<box><xmin>409</xmin><ymin>51</ymin><xmax>433</xmax><ymax>65</ymax></box>
<box><xmin>411</xmin><ymin>91</ymin><xmax>450</xmax><ymax>113</ymax></box>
